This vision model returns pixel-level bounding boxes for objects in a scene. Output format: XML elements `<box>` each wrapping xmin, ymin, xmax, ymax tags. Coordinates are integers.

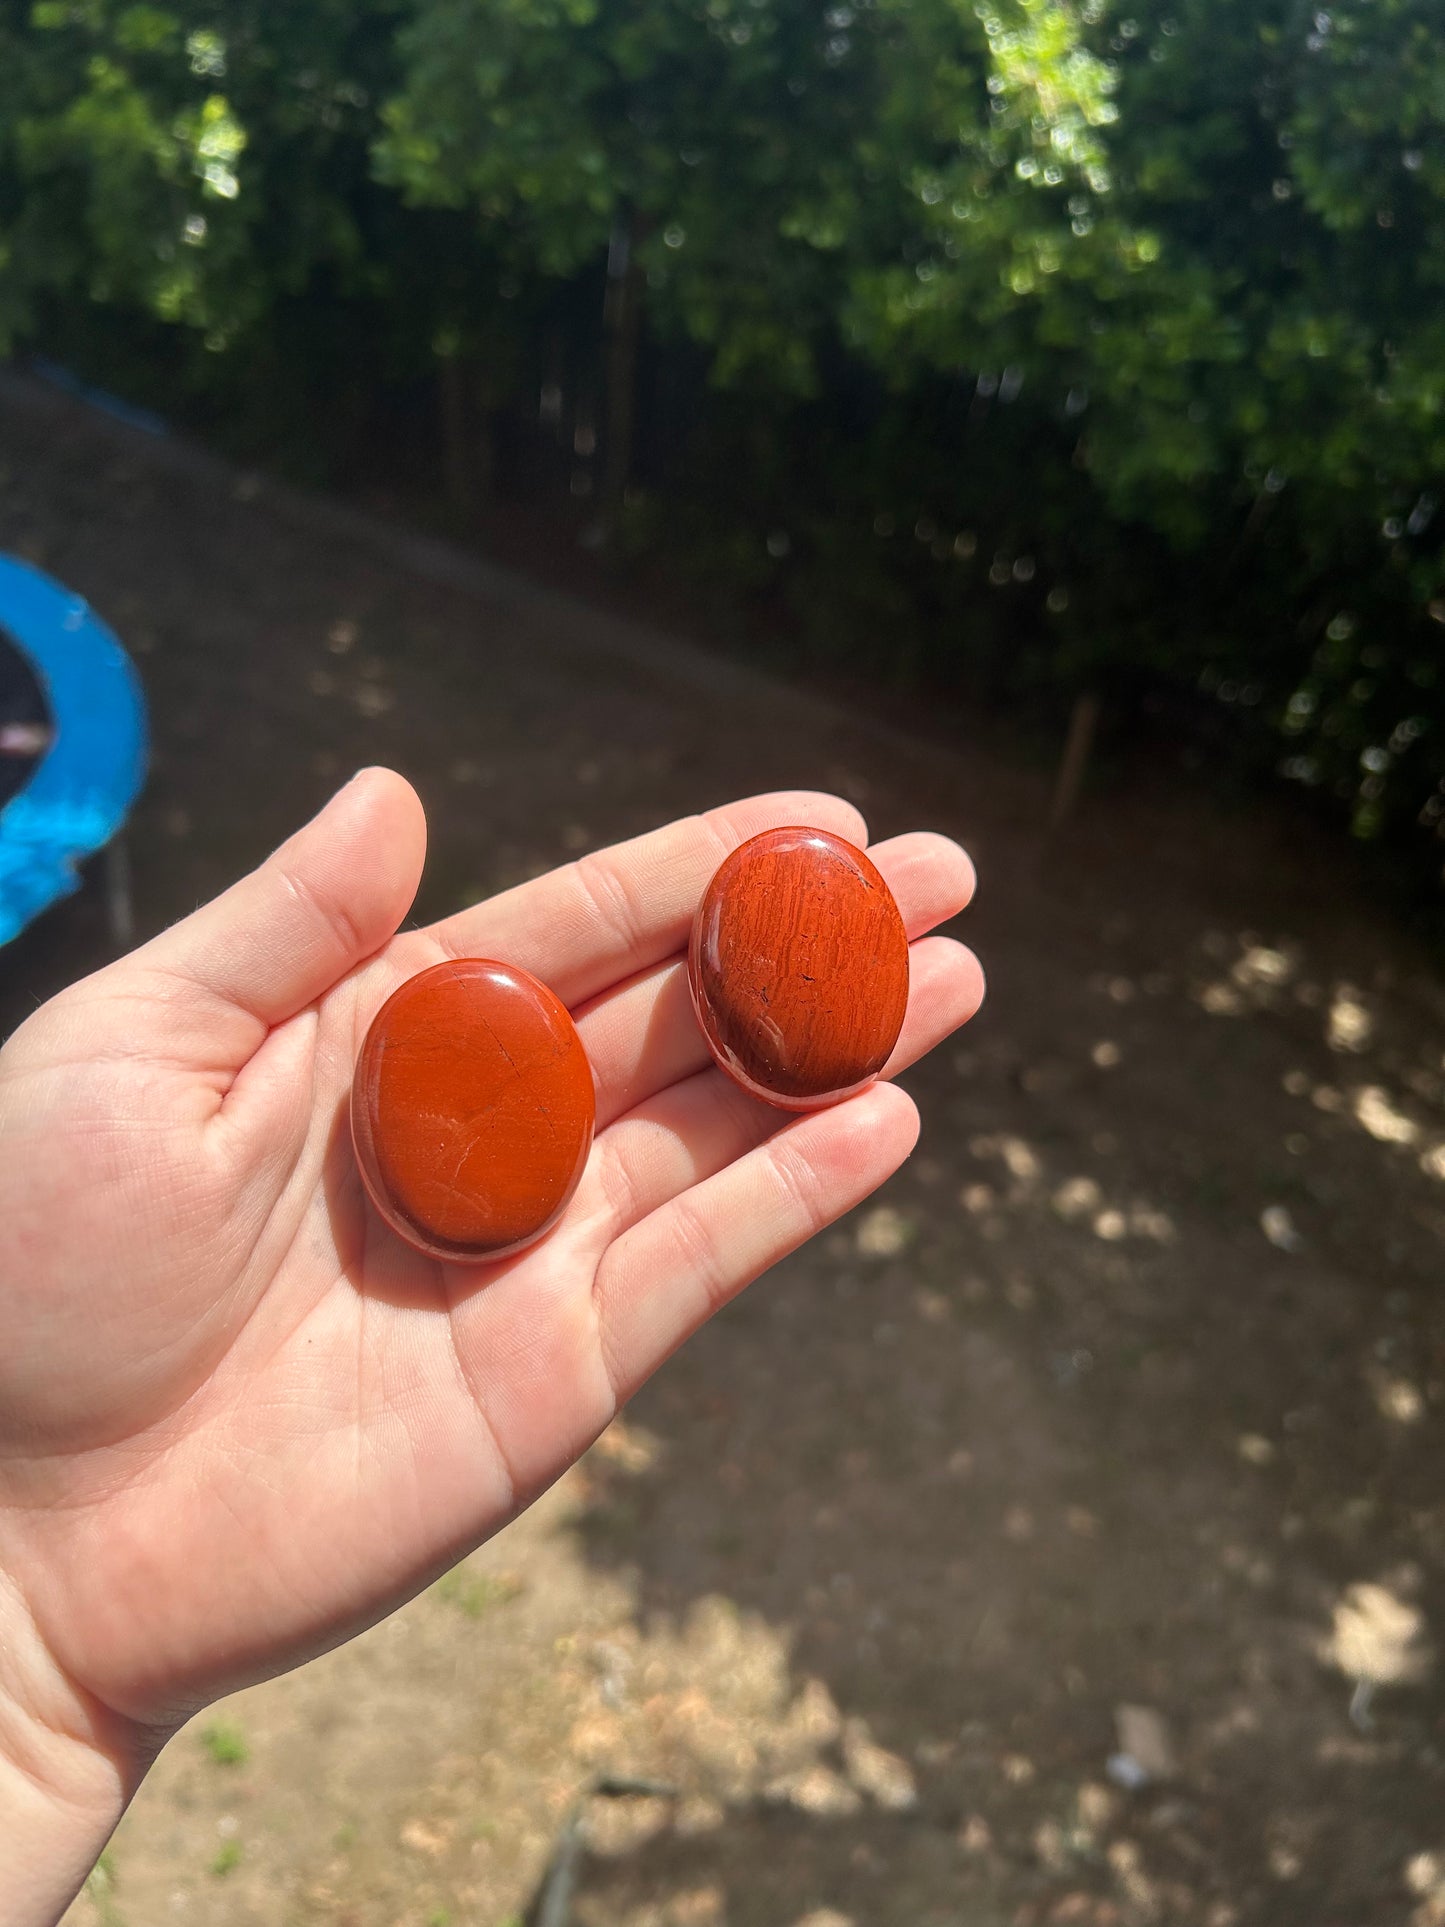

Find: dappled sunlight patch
<box><xmin>1107</xmin><ymin>1836</ymin><xmax>1160</xmax><ymax>1916</ymax></box>
<box><xmin>1281</xmin><ymin>1061</ymin><xmax>1445</xmax><ymax>1178</ymax></box>
<box><xmin>853</xmin><ymin>1203</ymin><xmax>912</xmax><ymax>1258</ymax></box>
<box><xmin>960</xmin><ymin>1136</ymin><xmax>1178</xmax><ymax>1250</ymax></box>
<box><xmin>673</xmin><ymin>1795</ymin><xmax>725</xmax><ymax>1837</ymax></box>
<box><xmin>1319</xmin><ymin>1580</ymin><xmax>1433</xmax><ymax>1725</ymax></box>
<box><xmin>997</xmin><ymin>1134</ymin><xmax>1043</xmax><ymax>1182</ymax></box>
<box><xmin>1328</xmin><ymin>984</ymin><xmax>1377</xmax><ymax>1054</ymax></box>
<box><xmin>1405</xmin><ymin>1850</ymin><xmax>1445</xmax><ymax>1927</ymax></box>
<box><xmin>1197</xmin><ymin>978</ymin><xmax>1247</xmax><ymax>1016</ymax></box>
<box><xmin>1233</xmin><ymin>943</ymin><xmax>1298</xmax><ymax>992</ymax></box>
<box><xmin>1125</xmin><ymin>1202</ymin><xmax>1176</xmax><ymax>1242</ymax></box>
<box><xmin>958</xmin><ymin>1812</ymin><xmax>993</xmax><ymax>1855</ymax></box>
<box><xmin>1196</xmin><ymin>938</ymin><xmax>1304</xmax><ymax>1015</ymax></box>
<box><xmin>1192</xmin><ymin>933</ymin><xmax>1302</xmax><ymax>1017</ymax></box>
<box><xmin>1089</xmin><ymin>971</ymin><xmax>1138</xmax><ymax>1005</ymax></box>
<box><xmin>840</xmin><ymin>1718</ymin><xmax>918</xmax><ymax>1811</ymax></box>
<box><xmin>1267</xmin><ymin>1835</ymin><xmax>1306</xmax><ymax>1883</ymax></box>
<box><xmin>1052</xmin><ymin>1175</ymin><xmax>1103</xmax><ymax>1220</ymax></box>
<box><xmin>913</xmin><ymin>1284</ymin><xmax>951</xmax><ymax>1323</ymax></box>
<box><xmin>560</xmin><ymin>1594</ymin><xmax>922</xmax><ymax>1858</ymax></box>
<box><xmin>968</xmin><ymin>1131</ymin><xmax>1044</xmax><ymax>1193</ymax></box>
<box><xmin>1261</xmin><ymin>1204</ymin><xmax>1303</xmax><ymax>1252</ymax></box>
<box><xmin>761</xmin><ymin>1762</ymin><xmax>861</xmax><ymax>1817</ymax></box>
<box><xmin>1354</xmin><ymin>1085</ymin><xmax>1421</xmax><ymax>1146</ymax></box>
<box><xmin>1366</xmin><ymin>1366</ymin><xmax>1426</xmax><ymax>1426</ymax></box>
<box><xmin>399</xmin><ymin>1814</ymin><xmax>453</xmax><ymax>1856</ymax></box>
<box><xmin>1048</xmin><ymin>1174</ymin><xmax>1175</xmax><ymax>1245</ymax></box>
<box><xmin>1181</xmin><ymin>944</ymin><xmax>1423</xmax><ymax>1131</ymax></box>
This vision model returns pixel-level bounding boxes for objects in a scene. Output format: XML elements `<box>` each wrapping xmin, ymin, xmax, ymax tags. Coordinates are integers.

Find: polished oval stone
<box><xmin>351</xmin><ymin>958</ymin><xmax>594</xmax><ymax>1263</ymax></box>
<box><xmin>687</xmin><ymin>826</ymin><xmax>909</xmax><ymax>1110</ymax></box>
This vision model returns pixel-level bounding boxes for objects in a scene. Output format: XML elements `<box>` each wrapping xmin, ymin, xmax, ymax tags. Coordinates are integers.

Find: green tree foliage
<box><xmin>376</xmin><ymin>0</ymin><xmax>1126</xmax><ymax>392</ymax></box>
<box><xmin>861</xmin><ymin>0</ymin><xmax>1445</xmax><ymax>848</ymax></box>
<box><xmin>0</xmin><ymin>0</ymin><xmax>400</xmax><ymax>345</ymax></box>
<box><xmin>0</xmin><ymin>0</ymin><xmax>530</xmax><ymax>479</ymax></box>
<box><xmin>2</xmin><ymin>0</ymin><xmax>1443</xmax><ymax>879</ymax></box>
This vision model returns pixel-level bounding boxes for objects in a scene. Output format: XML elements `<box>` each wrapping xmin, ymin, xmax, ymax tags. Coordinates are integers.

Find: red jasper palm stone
<box><xmin>688</xmin><ymin>826</ymin><xmax>909</xmax><ymax>1109</ymax></box>
<box><xmin>351</xmin><ymin>958</ymin><xmax>594</xmax><ymax>1263</ymax></box>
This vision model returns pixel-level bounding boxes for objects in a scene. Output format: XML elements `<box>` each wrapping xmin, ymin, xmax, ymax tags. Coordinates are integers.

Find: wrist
<box><xmin>0</xmin><ymin>1574</ymin><xmax>147</xmax><ymax>1926</ymax></box>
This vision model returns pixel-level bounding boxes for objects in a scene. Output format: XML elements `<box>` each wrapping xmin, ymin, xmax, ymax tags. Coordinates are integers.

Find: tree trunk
<box><xmin>602</xmin><ymin>215</ymin><xmax>644</xmax><ymax>510</ymax></box>
<box><xmin>437</xmin><ymin>349</ymin><xmax>475</xmax><ymax>509</ymax></box>
<box><xmin>1048</xmin><ymin>689</ymin><xmax>1102</xmax><ymax>832</ymax></box>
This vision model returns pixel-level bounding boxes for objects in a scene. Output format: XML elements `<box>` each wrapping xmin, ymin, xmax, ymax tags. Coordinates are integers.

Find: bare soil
<box><xmin>4</xmin><ymin>375</ymin><xmax>1445</xmax><ymax>1927</ymax></box>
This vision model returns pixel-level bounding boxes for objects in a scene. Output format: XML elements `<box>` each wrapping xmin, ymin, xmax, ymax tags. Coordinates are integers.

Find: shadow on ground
<box><xmin>4</xmin><ymin>379</ymin><xmax>1445</xmax><ymax>1927</ymax></box>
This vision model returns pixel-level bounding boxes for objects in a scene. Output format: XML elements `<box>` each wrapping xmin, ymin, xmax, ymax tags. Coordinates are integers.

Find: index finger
<box><xmin>428</xmin><ymin>790</ymin><xmax>868</xmax><ymax>1008</ymax></box>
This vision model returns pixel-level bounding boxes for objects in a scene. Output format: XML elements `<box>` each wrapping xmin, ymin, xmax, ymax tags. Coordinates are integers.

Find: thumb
<box><xmin>128</xmin><ymin>768</ymin><xmax>427</xmax><ymax>1060</ymax></box>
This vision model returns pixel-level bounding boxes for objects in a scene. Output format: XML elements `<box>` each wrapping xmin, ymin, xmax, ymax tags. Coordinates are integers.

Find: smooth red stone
<box><xmin>351</xmin><ymin>959</ymin><xmax>594</xmax><ymax>1263</ymax></box>
<box><xmin>687</xmin><ymin>826</ymin><xmax>909</xmax><ymax>1110</ymax></box>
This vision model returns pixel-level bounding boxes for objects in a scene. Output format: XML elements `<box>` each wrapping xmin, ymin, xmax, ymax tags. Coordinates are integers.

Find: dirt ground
<box><xmin>5</xmin><ymin>372</ymin><xmax>1445</xmax><ymax>1927</ymax></box>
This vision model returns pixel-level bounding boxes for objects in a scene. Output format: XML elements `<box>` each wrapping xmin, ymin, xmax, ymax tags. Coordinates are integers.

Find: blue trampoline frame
<box><xmin>0</xmin><ymin>555</ymin><xmax>147</xmax><ymax>946</ymax></box>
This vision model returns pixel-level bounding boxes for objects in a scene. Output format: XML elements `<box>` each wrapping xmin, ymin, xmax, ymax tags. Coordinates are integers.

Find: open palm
<box><xmin>0</xmin><ymin>771</ymin><xmax>981</xmax><ymax>1901</ymax></box>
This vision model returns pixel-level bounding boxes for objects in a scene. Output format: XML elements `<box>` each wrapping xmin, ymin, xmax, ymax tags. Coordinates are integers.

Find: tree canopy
<box><xmin>2</xmin><ymin>0</ymin><xmax>1443</xmax><ymax>882</ymax></box>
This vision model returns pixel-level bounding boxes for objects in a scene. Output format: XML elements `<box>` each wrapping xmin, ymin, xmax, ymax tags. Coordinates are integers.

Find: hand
<box><xmin>0</xmin><ymin>772</ymin><xmax>982</xmax><ymax>1920</ymax></box>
